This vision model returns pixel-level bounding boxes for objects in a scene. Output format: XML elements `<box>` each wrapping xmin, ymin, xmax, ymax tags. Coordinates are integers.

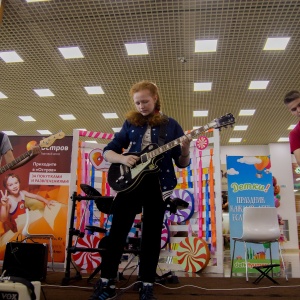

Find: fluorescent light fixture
<box><xmin>2</xmin><ymin>131</ymin><xmax>17</xmax><ymax>135</ymax></box>
<box><xmin>193</xmin><ymin>126</ymin><xmax>201</xmax><ymax>130</ymax></box>
<box><xmin>84</xmin><ymin>86</ymin><xmax>105</xmax><ymax>94</ymax></box>
<box><xmin>112</xmin><ymin>127</ymin><xmax>122</xmax><ymax>132</ymax></box>
<box><xmin>76</xmin><ymin>128</ymin><xmax>87</xmax><ymax>131</ymax></box>
<box><xmin>194</xmin><ymin>82</ymin><xmax>212</xmax><ymax>91</ymax></box>
<box><xmin>193</xmin><ymin>110</ymin><xmax>208</xmax><ymax>117</ymax></box>
<box><xmin>0</xmin><ymin>51</ymin><xmax>23</xmax><ymax>63</ymax></box>
<box><xmin>102</xmin><ymin>113</ymin><xmax>118</xmax><ymax>119</ymax></box>
<box><xmin>234</xmin><ymin>125</ymin><xmax>248</xmax><ymax>131</ymax></box>
<box><xmin>278</xmin><ymin>137</ymin><xmax>289</xmax><ymax>142</ymax></box>
<box><xmin>125</xmin><ymin>43</ymin><xmax>148</xmax><ymax>55</ymax></box>
<box><xmin>195</xmin><ymin>39</ymin><xmax>218</xmax><ymax>52</ymax></box>
<box><xmin>239</xmin><ymin>109</ymin><xmax>255</xmax><ymax>116</ymax></box>
<box><xmin>33</xmin><ymin>89</ymin><xmax>54</xmax><ymax>97</ymax></box>
<box><xmin>58</xmin><ymin>46</ymin><xmax>84</xmax><ymax>59</ymax></box>
<box><xmin>263</xmin><ymin>37</ymin><xmax>290</xmax><ymax>50</ymax></box>
<box><xmin>0</xmin><ymin>91</ymin><xmax>8</xmax><ymax>99</ymax></box>
<box><xmin>86</xmin><ymin>140</ymin><xmax>97</xmax><ymax>144</ymax></box>
<box><xmin>59</xmin><ymin>114</ymin><xmax>76</xmax><ymax>120</ymax></box>
<box><xmin>249</xmin><ymin>80</ymin><xmax>269</xmax><ymax>89</ymax></box>
<box><xmin>288</xmin><ymin>124</ymin><xmax>296</xmax><ymax>130</ymax></box>
<box><xmin>37</xmin><ymin>130</ymin><xmax>52</xmax><ymax>135</ymax></box>
<box><xmin>229</xmin><ymin>138</ymin><xmax>242</xmax><ymax>143</ymax></box>
<box><xmin>19</xmin><ymin>116</ymin><xmax>36</xmax><ymax>122</ymax></box>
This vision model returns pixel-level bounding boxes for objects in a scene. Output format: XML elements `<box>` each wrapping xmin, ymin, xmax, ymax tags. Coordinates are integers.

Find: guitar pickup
<box><xmin>140</xmin><ymin>153</ymin><xmax>147</xmax><ymax>163</ymax></box>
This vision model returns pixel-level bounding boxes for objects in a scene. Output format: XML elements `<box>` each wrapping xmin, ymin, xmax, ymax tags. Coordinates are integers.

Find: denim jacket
<box><xmin>104</xmin><ymin>117</ymin><xmax>190</xmax><ymax>193</ymax></box>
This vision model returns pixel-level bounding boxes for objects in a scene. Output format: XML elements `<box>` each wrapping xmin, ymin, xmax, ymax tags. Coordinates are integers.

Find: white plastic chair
<box><xmin>230</xmin><ymin>206</ymin><xmax>287</xmax><ymax>282</ymax></box>
<box><xmin>22</xmin><ymin>208</ymin><xmax>54</xmax><ymax>269</ymax></box>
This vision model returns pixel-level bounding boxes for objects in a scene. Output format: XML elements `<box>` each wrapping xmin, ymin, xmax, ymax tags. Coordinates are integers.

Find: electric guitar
<box><xmin>107</xmin><ymin>113</ymin><xmax>235</xmax><ymax>192</ymax></box>
<box><xmin>0</xmin><ymin>131</ymin><xmax>65</xmax><ymax>174</ymax></box>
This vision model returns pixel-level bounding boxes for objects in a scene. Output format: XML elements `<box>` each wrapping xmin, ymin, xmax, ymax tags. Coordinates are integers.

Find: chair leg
<box><xmin>243</xmin><ymin>242</ymin><xmax>248</xmax><ymax>282</ymax></box>
<box><xmin>278</xmin><ymin>242</ymin><xmax>288</xmax><ymax>281</ymax></box>
<box><xmin>269</xmin><ymin>243</ymin><xmax>273</xmax><ymax>278</ymax></box>
<box><xmin>230</xmin><ymin>240</ymin><xmax>236</xmax><ymax>277</ymax></box>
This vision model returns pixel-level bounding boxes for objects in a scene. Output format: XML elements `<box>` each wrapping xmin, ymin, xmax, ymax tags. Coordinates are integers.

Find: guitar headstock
<box><xmin>211</xmin><ymin>113</ymin><xmax>235</xmax><ymax>129</ymax></box>
<box><xmin>39</xmin><ymin>131</ymin><xmax>65</xmax><ymax>148</ymax></box>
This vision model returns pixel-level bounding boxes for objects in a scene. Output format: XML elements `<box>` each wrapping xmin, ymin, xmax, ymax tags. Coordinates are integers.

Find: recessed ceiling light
<box><xmin>278</xmin><ymin>137</ymin><xmax>289</xmax><ymax>142</ymax></box>
<box><xmin>76</xmin><ymin>128</ymin><xmax>87</xmax><ymax>131</ymax></box>
<box><xmin>195</xmin><ymin>39</ymin><xmax>218</xmax><ymax>52</ymax></box>
<box><xmin>37</xmin><ymin>130</ymin><xmax>52</xmax><ymax>135</ymax></box>
<box><xmin>19</xmin><ymin>116</ymin><xmax>36</xmax><ymax>122</ymax></box>
<box><xmin>249</xmin><ymin>81</ymin><xmax>269</xmax><ymax>89</ymax></box>
<box><xmin>58</xmin><ymin>46</ymin><xmax>84</xmax><ymax>59</ymax></box>
<box><xmin>193</xmin><ymin>110</ymin><xmax>208</xmax><ymax>117</ymax></box>
<box><xmin>288</xmin><ymin>124</ymin><xmax>296</xmax><ymax>130</ymax></box>
<box><xmin>193</xmin><ymin>126</ymin><xmax>201</xmax><ymax>129</ymax></box>
<box><xmin>229</xmin><ymin>138</ymin><xmax>242</xmax><ymax>143</ymax></box>
<box><xmin>59</xmin><ymin>114</ymin><xmax>76</xmax><ymax>120</ymax></box>
<box><xmin>33</xmin><ymin>89</ymin><xmax>54</xmax><ymax>97</ymax></box>
<box><xmin>194</xmin><ymin>82</ymin><xmax>212</xmax><ymax>91</ymax></box>
<box><xmin>239</xmin><ymin>109</ymin><xmax>255</xmax><ymax>116</ymax></box>
<box><xmin>0</xmin><ymin>91</ymin><xmax>8</xmax><ymax>99</ymax></box>
<box><xmin>84</xmin><ymin>86</ymin><xmax>105</xmax><ymax>94</ymax></box>
<box><xmin>263</xmin><ymin>37</ymin><xmax>290</xmax><ymax>50</ymax></box>
<box><xmin>102</xmin><ymin>113</ymin><xmax>118</xmax><ymax>119</ymax></box>
<box><xmin>125</xmin><ymin>43</ymin><xmax>149</xmax><ymax>55</ymax></box>
<box><xmin>112</xmin><ymin>127</ymin><xmax>122</xmax><ymax>132</ymax></box>
<box><xmin>86</xmin><ymin>140</ymin><xmax>97</xmax><ymax>144</ymax></box>
<box><xmin>0</xmin><ymin>51</ymin><xmax>23</xmax><ymax>63</ymax></box>
<box><xmin>234</xmin><ymin>125</ymin><xmax>248</xmax><ymax>131</ymax></box>
<box><xmin>2</xmin><ymin>131</ymin><xmax>17</xmax><ymax>135</ymax></box>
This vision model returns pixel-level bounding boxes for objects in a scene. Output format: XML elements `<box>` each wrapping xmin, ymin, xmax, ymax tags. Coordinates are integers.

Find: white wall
<box><xmin>220</xmin><ymin>143</ymin><xmax>299</xmax><ymax>250</ymax></box>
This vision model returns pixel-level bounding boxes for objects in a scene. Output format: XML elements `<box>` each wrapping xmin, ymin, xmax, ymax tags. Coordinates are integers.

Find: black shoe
<box><xmin>89</xmin><ymin>279</ymin><xmax>116</xmax><ymax>300</ymax></box>
<box><xmin>139</xmin><ymin>284</ymin><xmax>157</xmax><ymax>300</ymax></box>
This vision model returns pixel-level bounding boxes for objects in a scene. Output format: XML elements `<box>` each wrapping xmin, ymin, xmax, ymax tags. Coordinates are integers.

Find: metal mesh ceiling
<box><xmin>1</xmin><ymin>0</ymin><xmax>300</xmax><ymax>145</ymax></box>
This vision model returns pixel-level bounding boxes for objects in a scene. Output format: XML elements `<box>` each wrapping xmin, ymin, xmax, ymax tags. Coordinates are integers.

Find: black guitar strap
<box><xmin>158</xmin><ymin>117</ymin><xmax>169</xmax><ymax>146</ymax></box>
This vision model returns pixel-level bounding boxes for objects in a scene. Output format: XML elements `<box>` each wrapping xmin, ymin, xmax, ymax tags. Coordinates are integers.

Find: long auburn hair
<box><xmin>126</xmin><ymin>80</ymin><xmax>168</xmax><ymax>126</ymax></box>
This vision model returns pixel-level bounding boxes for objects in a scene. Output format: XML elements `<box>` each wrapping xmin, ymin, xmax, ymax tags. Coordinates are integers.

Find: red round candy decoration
<box><xmin>196</xmin><ymin>136</ymin><xmax>209</xmax><ymax>150</ymax></box>
<box><xmin>177</xmin><ymin>237</ymin><xmax>210</xmax><ymax>272</ymax></box>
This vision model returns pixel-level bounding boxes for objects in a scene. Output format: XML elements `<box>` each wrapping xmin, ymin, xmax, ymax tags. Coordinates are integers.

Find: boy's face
<box><xmin>286</xmin><ymin>97</ymin><xmax>300</xmax><ymax>118</ymax></box>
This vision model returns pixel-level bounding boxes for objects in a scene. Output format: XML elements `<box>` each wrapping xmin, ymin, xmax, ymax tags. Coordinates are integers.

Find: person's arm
<box><xmin>22</xmin><ymin>190</ymin><xmax>56</xmax><ymax>208</ymax></box>
<box><xmin>105</xmin><ymin>150</ymin><xmax>139</xmax><ymax>168</ymax></box>
<box><xmin>3</xmin><ymin>149</ymin><xmax>15</xmax><ymax>164</ymax></box>
<box><xmin>293</xmin><ymin>148</ymin><xmax>300</xmax><ymax>166</ymax></box>
<box><xmin>178</xmin><ymin>136</ymin><xmax>191</xmax><ymax>167</ymax></box>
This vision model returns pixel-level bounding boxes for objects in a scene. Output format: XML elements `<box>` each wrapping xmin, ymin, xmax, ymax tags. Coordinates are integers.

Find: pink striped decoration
<box><xmin>79</xmin><ymin>130</ymin><xmax>114</xmax><ymax>140</ymax></box>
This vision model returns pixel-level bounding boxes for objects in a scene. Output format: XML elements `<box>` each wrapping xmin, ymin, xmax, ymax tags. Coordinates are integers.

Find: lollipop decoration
<box><xmin>177</xmin><ymin>237</ymin><xmax>210</xmax><ymax>272</ymax></box>
<box><xmin>196</xmin><ymin>136</ymin><xmax>209</xmax><ymax>150</ymax></box>
<box><xmin>72</xmin><ymin>234</ymin><xmax>101</xmax><ymax>270</ymax></box>
<box><xmin>161</xmin><ymin>221</ymin><xmax>170</xmax><ymax>249</ymax></box>
<box><xmin>165</xmin><ymin>189</ymin><xmax>194</xmax><ymax>223</ymax></box>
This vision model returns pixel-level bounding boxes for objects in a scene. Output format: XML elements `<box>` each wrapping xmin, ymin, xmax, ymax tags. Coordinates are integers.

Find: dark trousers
<box><xmin>100</xmin><ymin>174</ymin><xmax>166</xmax><ymax>283</ymax></box>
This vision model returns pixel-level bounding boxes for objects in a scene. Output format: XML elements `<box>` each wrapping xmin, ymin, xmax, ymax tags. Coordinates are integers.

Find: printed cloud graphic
<box><xmin>227</xmin><ymin>168</ymin><xmax>239</xmax><ymax>175</ymax></box>
<box><xmin>237</xmin><ymin>156</ymin><xmax>261</xmax><ymax>165</ymax></box>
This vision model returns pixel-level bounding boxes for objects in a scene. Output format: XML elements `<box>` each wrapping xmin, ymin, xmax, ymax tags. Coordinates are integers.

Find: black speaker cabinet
<box><xmin>2</xmin><ymin>242</ymin><xmax>48</xmax><ymax>281</ymax></box>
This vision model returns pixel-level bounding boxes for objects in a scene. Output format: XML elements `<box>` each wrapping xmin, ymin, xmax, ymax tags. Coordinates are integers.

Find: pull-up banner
<box><xmin>226</xmin><ymin>156</ymin><xmax>279</xmax><ymax>274</ymax></box>
<box><xmin>0</xmin><ymin>135</ymin><xmax>72</xmax><ymax>263</ymax></box>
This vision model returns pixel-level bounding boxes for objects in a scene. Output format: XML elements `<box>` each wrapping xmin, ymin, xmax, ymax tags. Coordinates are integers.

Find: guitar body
<box><xmin>107</xmin><ymin>143</ymin><xmax>163</xmax><ymax>193</ymax></box>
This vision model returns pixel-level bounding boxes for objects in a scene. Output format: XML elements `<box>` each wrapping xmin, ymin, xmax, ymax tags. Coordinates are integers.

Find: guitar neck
<box><xmin>146</xmin><ymin>124</ymin><xmax>209</xmax><ymax>159</ymax></box>
<box><xmin>0</xmin><ymin>150</ymin><xmax>33</xmax><ymax>175</ymax></box>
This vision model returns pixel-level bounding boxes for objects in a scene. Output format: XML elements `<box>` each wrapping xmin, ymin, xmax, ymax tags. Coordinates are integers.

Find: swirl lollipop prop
<box><xmin>72</xmin><ymin>234</ymin><xmax>101</xmax><ymax>270</ymax></box>
<box><xmin>177</xmin><ymin>237</ymin><xmax>210</xmax><ymax>272</ymax></box>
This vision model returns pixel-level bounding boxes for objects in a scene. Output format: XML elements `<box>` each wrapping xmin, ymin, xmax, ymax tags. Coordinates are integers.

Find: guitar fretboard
<box><xmin>146</xmin><ymin>123</ymin><xmax>211</xmax><ymax>160</ymax></box>
<box><xmin>0</xmin><ymin>150</ymin><xmax>33</xmax><ymax>174</ymax></box>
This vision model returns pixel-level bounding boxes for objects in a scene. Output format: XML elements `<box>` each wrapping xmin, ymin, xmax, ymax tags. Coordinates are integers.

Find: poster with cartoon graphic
<box><xmin>0</xmin><ymin>135</ymin><xmax>72</xmax><ymax>263</ymax></box>
<box><xmin>226</xmin><ymin>156</ymin><xmax>279</xmax><ymax>274</ymax></box>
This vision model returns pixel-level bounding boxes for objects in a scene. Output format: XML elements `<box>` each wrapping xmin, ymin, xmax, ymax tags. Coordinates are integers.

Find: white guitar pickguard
<box><xmin>130</xmin><ymin>159</ymin><xmax>153</xmax><ymax>179</ymax></box>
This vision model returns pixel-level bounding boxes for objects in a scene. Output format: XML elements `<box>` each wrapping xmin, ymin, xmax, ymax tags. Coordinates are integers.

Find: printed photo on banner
<box><xmin>0</xmin><ymin>135</ymin><xmax>72</xmax><ymax>263</ymax></box>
